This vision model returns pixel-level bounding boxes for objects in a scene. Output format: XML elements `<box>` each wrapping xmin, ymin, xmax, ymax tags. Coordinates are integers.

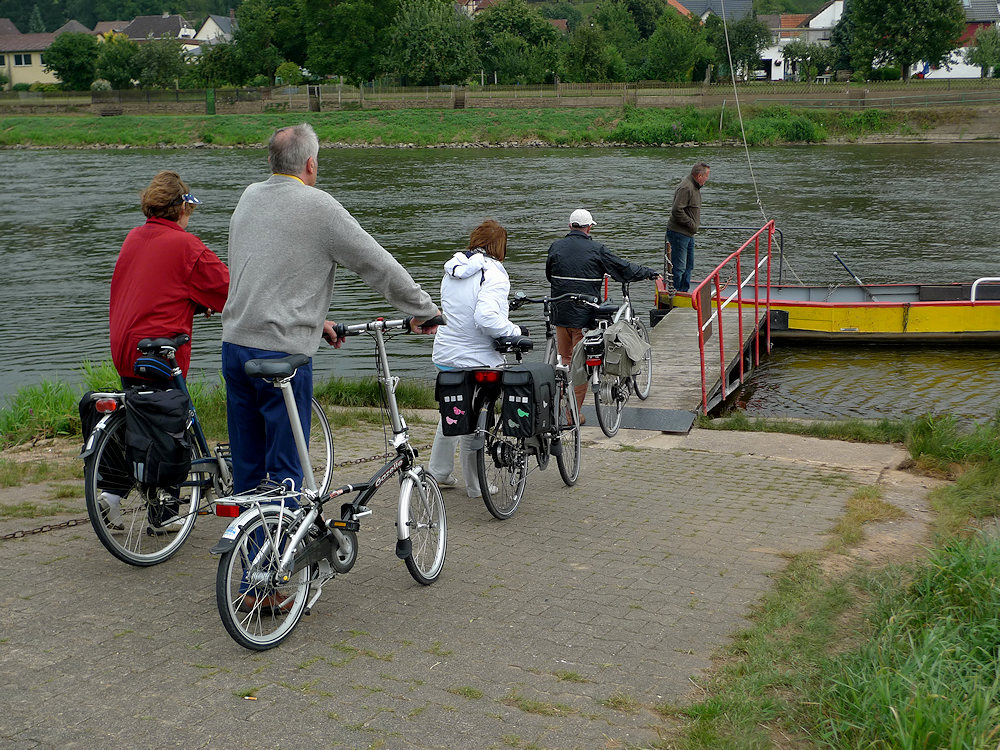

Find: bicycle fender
<box><xmin>79</xmin><ymin>413</ymin><xmax>118</xmax><ymax>460</ymax></box>
<box><xmin>209</xmin><ymin>505</ymin><xmax>295</xmax><ymax>555</ymax></box>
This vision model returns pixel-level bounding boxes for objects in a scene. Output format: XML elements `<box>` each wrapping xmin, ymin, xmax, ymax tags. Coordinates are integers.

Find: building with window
<box><xmin>0</xmin><ymin>21</ymin><xmax>59</xmax><ymax>89</ymax></box>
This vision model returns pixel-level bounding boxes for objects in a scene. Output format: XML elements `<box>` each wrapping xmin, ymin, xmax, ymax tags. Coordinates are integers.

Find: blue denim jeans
<box><xmin>222</xmin><ymin>342</ymin><xmax>313</xmax><ymax>495</ymax></box>
<box><xmin>666</xmin><ymin>230</ymin><xmax>695</xmax><ymax>292</ymax></box>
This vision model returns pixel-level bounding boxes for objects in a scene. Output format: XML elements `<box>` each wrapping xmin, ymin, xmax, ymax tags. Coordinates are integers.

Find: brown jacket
<box><xmin>666</xmin><ymin>175</ymin><xmax>702</xmax><ymax>237</ymax></box>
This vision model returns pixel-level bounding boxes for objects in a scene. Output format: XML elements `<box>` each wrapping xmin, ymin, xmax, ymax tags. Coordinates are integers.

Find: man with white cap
<box><xmin>545</xmin><ymin>209</ymin><xmax>658</xmax><ymax>418</ymax></box>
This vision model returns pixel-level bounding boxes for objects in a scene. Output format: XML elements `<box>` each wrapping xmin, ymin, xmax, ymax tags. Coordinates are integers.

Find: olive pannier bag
<box><xmin>124</xmin><ymin>387</ymin><xmax>192</xmax><ymax>487</ymax></box>
<box><xmin>501</xmin><ymin>363</ymin><xmax>556</xmax><ymax>438</ymax></box>
<box><xmin>435</xmin><ymin>369</ymin><xmax>478</xmax><ymax>436</ymax></box>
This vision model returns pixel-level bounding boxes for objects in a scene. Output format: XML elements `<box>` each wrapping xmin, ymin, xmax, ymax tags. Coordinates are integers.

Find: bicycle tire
<box><xmin>309</xmin><ymin>397</ymin><xmax>334</xmax><ymax>496</ymax></box>
<box><xmin>594</xmin><ymin>371</ymin><xmax>625</xmax><ymax>438</ymax></box>
<box><xmin>216</xmin><ymin>509</ymin><xmax>312</xmax><ymax>650</ymax></box>
<box><xmin>555</xmin><ymin>377</ymin><xmax>582</xmax><ymax>486</ymax></box>
<box><xmin>633</xmin><ymin>318</ymin><xmax>653</xmax><ymax>400</ymax></box>
<box><xmin>400</xmin><ymin>472</ymin><xmax>447</xmax><ymax>585</ymax></box>
<box><xmin>475</xmin><ymin>395</ymin><xmax>527</xmax><ymax>520</ymax></box>
<box><xmin>84</xmin><ymin>411</ymin><xmax>202</xmax><ymax>567</ymax></box>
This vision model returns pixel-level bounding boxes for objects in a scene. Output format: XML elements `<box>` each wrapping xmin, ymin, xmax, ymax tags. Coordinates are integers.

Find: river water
<box><xmin>2</xmin><ymin>142</ymin><xmax>999</xmax><ymax>419</ymax></box>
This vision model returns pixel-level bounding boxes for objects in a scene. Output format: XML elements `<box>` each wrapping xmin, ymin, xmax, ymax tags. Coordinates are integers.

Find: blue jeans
<box><xmin>222</xmin><ymin>342</ymin><xmax>313</xmax><ymax>495</ymax></box>
<box><xmin>667</xmin><ymin>230</ymin><xmax>695</xmax><ymax>292</ymax></box>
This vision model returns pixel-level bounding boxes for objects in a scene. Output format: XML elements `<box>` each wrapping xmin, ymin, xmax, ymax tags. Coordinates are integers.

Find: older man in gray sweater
<box><xmin>222</xmin><ymin>122</ymin><xmax>439</xmax><ymax>494</ymax></box>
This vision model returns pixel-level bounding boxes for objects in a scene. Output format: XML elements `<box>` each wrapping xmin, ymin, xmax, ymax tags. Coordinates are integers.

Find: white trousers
<box><xmin>428</xmin><ymin>420</ymin><xmax>482</xmax><ymax>497</ymax></box>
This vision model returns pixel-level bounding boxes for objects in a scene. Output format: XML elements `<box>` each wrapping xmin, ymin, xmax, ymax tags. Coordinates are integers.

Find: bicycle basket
<box><xmin>124</xmin><ymin>387</ymin><xmax>192</xmax><ymax>487</ymax></box>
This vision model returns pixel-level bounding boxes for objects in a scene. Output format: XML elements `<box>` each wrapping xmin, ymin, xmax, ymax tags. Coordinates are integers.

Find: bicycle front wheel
<box><xmin>309</xmin><ymin>397</ymin><xmax>334</xmax><ymax>496</ymax></box>
<box><xmin>476</xmin><ymin>395</ymin><xmax>527</xmax><ymax>520</ymax></box>
<box><xmin>216</xmin><ymin>510</ymin><xmax>312</xmax><ymax>650</ymax></box>
<box><xmin>556</xmin><ymin>377</ymin><xmax>582</xmax><ymax>486</ymax></box>
<box><xmin>84</xmin><ymin>411</ymin><xmax>202</xmax><ymax>567</ymax></box>
<box><xmin>633</xmin><ymin>318</ymin><xmax>653</xmax><ymax>400</ymax></box>
<box><xmin>400</xmin><ymin>472</ymin><xmax>447</xmax><ymax>585</ymax></box>
<box><xmin>594</xmin><ymin>371</ymin><xmax>625</xmax><ymax>438</ymax></box>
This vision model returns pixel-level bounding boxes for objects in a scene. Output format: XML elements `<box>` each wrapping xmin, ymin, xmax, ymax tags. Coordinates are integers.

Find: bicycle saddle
<box><xmin>493</xmin><ymin>335</ymin><xmax>533</xmax><ymax>353</ymax></box>
<box><xmin>137</xmin><ymin>334</ymin><xmax>191</xmax><ymax>353</ymax></box>
<box><xmin>244</xmin><ymin>353</ymin><xmax>311</xmax><ymax>379</ymax></box>
<box><xmin>590</xmin><ymin>301</ymin><xmax>620</xmax><ymax>322</ymax></box>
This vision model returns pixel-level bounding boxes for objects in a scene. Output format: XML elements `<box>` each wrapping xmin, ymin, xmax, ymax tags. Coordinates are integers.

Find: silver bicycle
<box><xmin>211</xmin><ymin>316</ymin><xmax>447</xmax><ymax>650</ymax></box>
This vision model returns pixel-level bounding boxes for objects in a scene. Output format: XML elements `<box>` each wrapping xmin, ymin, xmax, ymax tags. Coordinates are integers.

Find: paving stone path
<box><xmin>0</xmin><ymin>426</ymin><xmax>908</xmax><ymax>749</ymax></box>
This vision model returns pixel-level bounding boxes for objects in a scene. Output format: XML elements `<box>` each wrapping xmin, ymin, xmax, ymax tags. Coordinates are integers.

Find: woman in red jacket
<box><xmin>110</xmin><ymin>170</ymin><xmax>229</xmax><ymax>384</ymax></box>
<box><xmin>102</xmin><ymin>171</ymin><xmax>230</xmax><ymax>531</ymax></box>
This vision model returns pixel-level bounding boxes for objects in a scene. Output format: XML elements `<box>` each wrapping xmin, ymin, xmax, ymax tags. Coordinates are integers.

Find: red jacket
<box><xmin>110</xmin><ymin>217</ymin><xmax>229</xmax><ymax>379</ymax></box>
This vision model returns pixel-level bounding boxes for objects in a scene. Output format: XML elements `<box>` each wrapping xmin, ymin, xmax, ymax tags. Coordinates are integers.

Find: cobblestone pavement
<box><xmin>0</xmin><ymin>424</ymin><xmax>907</xmax><ymax>750</ymax></box>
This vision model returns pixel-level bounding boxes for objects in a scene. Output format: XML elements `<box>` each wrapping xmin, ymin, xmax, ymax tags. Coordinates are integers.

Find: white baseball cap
<box><xmin>569</xmin><ymin>208</ymin><xmax>596</xmax><ymax>227</ymax></box>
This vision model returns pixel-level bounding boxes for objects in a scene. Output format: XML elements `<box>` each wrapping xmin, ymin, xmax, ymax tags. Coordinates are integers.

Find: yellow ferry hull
<box><xmin>658</xmin><ymin>282</ymin><xmax>1000</xmax><ymax>344</ymax></box>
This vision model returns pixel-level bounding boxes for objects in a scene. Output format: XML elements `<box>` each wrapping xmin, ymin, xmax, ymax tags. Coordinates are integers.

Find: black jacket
<box><xmin>545</xmin><ymin>230</ymin><xmax>655</xmax><ymax>328</ymax></box>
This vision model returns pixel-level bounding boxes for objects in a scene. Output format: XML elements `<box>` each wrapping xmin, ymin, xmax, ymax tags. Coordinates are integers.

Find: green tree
<box><xmin>474</xmin><ymin>0</ymin><xmax>562</xmax><ymax>83</ymax></box>
<box><xmin>850</xmin><ymin>0</ymin><xmax>965</xmax><ymax>80</ymax></box>
<box><xmin>540</xmin><ymin>1</ymin><xmax>582</xmax><ymax>32</ymax></box>
<box><xmin>275</xmin><ymin>60</ymin><xmax>304</xmax><ymax>85</ymax></box>
<box><xmin>645</xmin><ymin>7</ymin><xmax>708</xmax><ymax>81</ymax></box>
<box><xmin>232</xmin><ymin>0</ymin><xmax>285</xmax><ymax>84</ymax></box>
<box><xmin>624</xmin><ymin>0</ymin><xmax>668</xmax><ymax>39</ymax></box>
<box><xmin>271</xmin><ymin>0</ymin><xmax>309</xmax><ymax>66</ymax></box>
<box><xmin>27</xmin><ymin>4</ymin><xmax>44</xmax><ymax>32</ymax></box>
<box><xmin>592</xmin><ymin>0</ymin><xmax>646</xmax><ymax>79</ymax></box>
<box><xmin>728</xmin><ymin>15</ymin><xmax>772</xmax><ymax>81</ymax></box>
<box><xmin>134</xmin><ymin>37</ymin><xmax>187</xmax><ymax>89</ymax></box>
<box><xmin>829</xmin><ymin>1</ymin><xmax>855</xmax><ymax>72</ymax></box>
<box><xmin>781</xmin><ymin>38</ymin><xmax>832</xmax><ymax>80</ymax></box>
<box><xmin>195</xmin><ymin>42</ymin><xmax>248</xmax><ymax>86</ymax></box>
<box><xmin>967</xmin><ymin>24</ymin><xmax>1000</xmax><ymax>78</ymax></box>
<box><xmin>562</xmin><ymin>24</ymin><xmax>626</xmax><ymax>82</ymax></box>
<box><xmin>43</xmin><ymin>32</ymin><xmax>98</xmax><ymax>90</ymax></box>
<box><xmin>386</xmin><ymin>0</ymin><xmax>479</xmax><ymax>85</ymax></box>
<box><xmin>96</xmin><ymin>32</ymin><xmax>139</xmax><ymax>90</ymax></box>
<box><xmin>302</xmin><ymin>0</ymin><xmax>400</xmax><ymax>85</ymax></box>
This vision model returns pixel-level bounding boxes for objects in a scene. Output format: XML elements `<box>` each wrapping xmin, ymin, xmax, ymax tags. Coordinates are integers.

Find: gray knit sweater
<box><xmin>222</xmin><ymin>175</ymin><xmax>438</xmax><ymax>355</ymax></box>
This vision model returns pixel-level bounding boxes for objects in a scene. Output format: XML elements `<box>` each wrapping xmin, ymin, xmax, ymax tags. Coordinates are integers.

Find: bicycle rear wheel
<box><xmin>400</xmin><ymin>472</ymin><xmax>447</xmax><ymax>585</ymax></box>
<box><xmin>216</xmin><ymin>509</ymin><xmax>312</xmax><ymax>650</ymax></box>
<box><xmin>594</xmin><ymin>372</ymin><xmax>625</xmax><ymax>437</ymax></box>
<box><xmin>476</xmin><ymin>395</ymin><xmax>527</xmax><ymax>520</ymax></box>
<box><xmin>632</xmin><ymin>318</ymin><xmax>653</xmax><ymax>400</ymax></box>
<box><xmin>555</xmin><ymin>377</ymin><xmax>582</xmax><ymax>486</ymax></box>
<box><xmin>309</xmin><ymin>398</ymin><xmax>334</xmax><ymax>495</ymax></box>
<box><xmin>84</xmin><ymin>411</ymin><xmax>202</xmax><ymax>567</ymax></box>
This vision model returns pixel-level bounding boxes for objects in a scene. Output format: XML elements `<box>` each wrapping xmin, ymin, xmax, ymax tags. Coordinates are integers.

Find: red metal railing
<box><xmin>690</xmin><ymin>222</ymin><xmax>775</xmax><ymax>414</ymax></box>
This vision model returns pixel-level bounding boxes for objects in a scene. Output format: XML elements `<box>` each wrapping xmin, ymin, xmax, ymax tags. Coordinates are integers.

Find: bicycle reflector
<box><xmin>215</xmin><ymin>503</ymin><xmax>241</xmax><ymax>518</ymax></box>
<box><xmin>95</xmin><ymin>398</ymin><xmax>118</xmax><ymax>413</ymax></box>
<box><xmin>473</xmin><ymin>370</ymin><xmax>500</xmax><ymax>384</ymax></box>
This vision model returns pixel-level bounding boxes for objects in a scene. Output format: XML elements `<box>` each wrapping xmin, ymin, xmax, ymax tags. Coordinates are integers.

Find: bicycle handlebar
<box><xmin>508</xmin><ymin>291</ymin><xmax>600</xmax><ymax>311</ymax></box>
<box><xmin>332</xmin><ymin>314</ymin><xmax>447</xmax><ymax>339</ymax></box>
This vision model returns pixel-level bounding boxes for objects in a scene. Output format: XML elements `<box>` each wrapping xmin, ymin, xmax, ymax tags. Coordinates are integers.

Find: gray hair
<box><xmin>691</xmin><ymin>162</ymin><xmax>710</xmax><ymax>177</ymax></box>
<box><xmin>268</xmin><ymin>123</ymin><xmax>319</xmax><ymax>175</ymax></box>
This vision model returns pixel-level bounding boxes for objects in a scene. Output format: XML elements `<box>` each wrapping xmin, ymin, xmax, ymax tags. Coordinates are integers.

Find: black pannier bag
<box><xmin>501</xmin><ymin>363</ymin><xmax>556</xmax><ymax>438</ymax></box>
<box><xmin>435</xmin><ymin>369</ymin><xmax>477</xmax><ymax>436</ymax></box>
<box><xmin>125</xmin><ymin>388</ymin><xmax>192</xmax><ymax>487</ymax></box>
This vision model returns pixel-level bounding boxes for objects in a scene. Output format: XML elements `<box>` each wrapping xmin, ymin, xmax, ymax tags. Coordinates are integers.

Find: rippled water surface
<box><xmin>2</xmin><ymin>143</ymin><xmax>999</xmax><ymax>418</ymax></box>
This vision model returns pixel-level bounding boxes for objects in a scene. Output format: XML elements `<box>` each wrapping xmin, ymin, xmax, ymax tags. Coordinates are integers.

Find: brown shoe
<box><xmin>238</xmin><ymin>591</ymin><xmax>292</xmax><ymax>615</ymax></box>
<box><xmin>565</xmin><ymin>411</ymin><xmax>586</xmax><ymax>426</ymax></box>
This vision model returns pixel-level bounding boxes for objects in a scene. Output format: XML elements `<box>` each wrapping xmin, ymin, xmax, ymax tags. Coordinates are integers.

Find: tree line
<box><xmin>30</xmin><ymin>0</ymin><xmax>1000</xmax><ymax>92</ymax></box>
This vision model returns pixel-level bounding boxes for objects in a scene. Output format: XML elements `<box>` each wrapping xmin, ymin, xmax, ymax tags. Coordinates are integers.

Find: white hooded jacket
<box><xmin>432</xmin><ymin>250</ymin><xmax>522</xmax><ymax>368</ymax></box>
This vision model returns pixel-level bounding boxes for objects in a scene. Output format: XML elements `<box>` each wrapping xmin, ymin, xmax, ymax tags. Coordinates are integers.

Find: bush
<box><xmin>90</xmin><ymin>78</ymin><xmax>112</xmax><ymax>91</ymax></box>
<box><xmin>248</xmin><ymin>74</ymin><xmax>269</xmax><ymax>87</ymax></box>
<box><xmin>880</xmin><ymin>66</ymin><xmax>901</xmax><ymax>81</ymax></box>
<box><xmin>850</xmin><ymin>70</ymin><xmax>866</xmax><ymax>83</ymax></box>
<box><xmin>12</xmin><ymin>83</ymin><xmax>30</xmax><ymax>91</ymax></box>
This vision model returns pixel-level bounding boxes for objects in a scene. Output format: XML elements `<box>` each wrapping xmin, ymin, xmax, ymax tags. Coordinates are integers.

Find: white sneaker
<box><xmin>98</xmin><ymin>492</ymin><xmax>124</xmax><ymax>531</ymax></box>
<box><xmin>468</xmin><ymin>484</ymin><xmax>499</xmax><ymax>498</ymax></box>
<box><xmin>433</xmin><ymin>474</ymin><xmax>458</xmax><ymax>488</ymax></box>
<box><xmin>147</xmin><ymin>515</ymin><xmax>184</xmax><ymax>535</ymax></box>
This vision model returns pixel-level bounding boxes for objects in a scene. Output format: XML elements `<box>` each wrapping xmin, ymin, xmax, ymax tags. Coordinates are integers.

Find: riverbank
<box><xmin>1</xmin><ymin>104</ymin><xmax>996</xmax><ymax>149</ymax></box>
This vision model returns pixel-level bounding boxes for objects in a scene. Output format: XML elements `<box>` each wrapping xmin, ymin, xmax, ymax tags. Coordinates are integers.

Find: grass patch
<box><xmin>446</xmin><ymin>685</ymin><xmax>484</xmax><ymax>700</ymax></box>
<box><xmin>828</xmin><ymin>485</ymin><xmax>906</xmax><ymax>550</ymax></box>
<box><xmin>0</xmin><ymin>500</ymin><xmax>79</xmax><ymax>519</ymax></box>
<box><xmin>501</xmin><ymin>690</ymin><xmax>575</xmax><ymax>717</ymax></box>
<box><xmin>699</xmin><ymin>412</ymin><xmax>910</xmax><ymax>444</ymax></box>
<box><xmin>0</xmin><ymin>459</ymin><xmax>80</xmax><ymax>487</ymax></box>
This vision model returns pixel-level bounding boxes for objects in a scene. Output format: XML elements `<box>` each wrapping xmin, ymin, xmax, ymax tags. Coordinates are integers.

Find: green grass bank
<box><xmin>0</xmin><ymin>104</ymin><xmax>972</xmax><ymax>148</ymax></box>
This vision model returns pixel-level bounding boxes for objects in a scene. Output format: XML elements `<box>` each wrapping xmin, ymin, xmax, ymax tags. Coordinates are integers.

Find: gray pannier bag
<box><xmin>602</xmin><ymin>319</ymin><xmax>650</xmax><ymax>377</ymax></box>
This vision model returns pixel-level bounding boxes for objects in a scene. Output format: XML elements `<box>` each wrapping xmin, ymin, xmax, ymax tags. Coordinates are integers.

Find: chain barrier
<box><xmin>1</xmin><ymin>443</ymin><xmax>436</xmax><ymax>541</ymax></box>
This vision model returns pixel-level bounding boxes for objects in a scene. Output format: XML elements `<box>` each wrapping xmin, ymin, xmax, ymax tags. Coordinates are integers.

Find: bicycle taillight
<box><xmin>95</xmin><ymin>398</ymin><xmax>118</xmax><ymax>413</ymax></box>
<box><xmin>215</xmin><ymin>503</ymin><xmax>241</xmax><ymax>518</ymax></box>
<box><xmin>473</xmin><ymin>370</ymin><xmax>500</xmax><ymax>384</ymax></box>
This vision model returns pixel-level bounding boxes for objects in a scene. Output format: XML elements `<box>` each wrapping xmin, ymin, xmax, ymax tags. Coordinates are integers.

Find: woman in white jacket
<box><xmin>430</xmin><ymin>220</ymin><xmax>524</xmax><ymax>497</ymax></box>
